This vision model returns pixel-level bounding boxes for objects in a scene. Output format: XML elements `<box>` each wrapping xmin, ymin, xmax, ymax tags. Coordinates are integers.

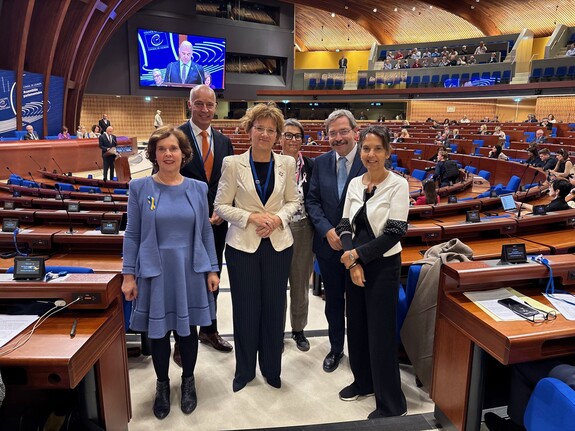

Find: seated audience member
<box><xmin>567</xmin><ymin>43</ymin><xmax>575</xmax><ymax>56</ymax></box>
<box><xmin>568</xmin><ymin>172</ymin><xmax>575</xmax><ymax>208</ymax></box>
<box><xmin>525</xmin><ymin>147</ymin><xmax>540</xmax><ymax>166</ymax></box>
<box><xmin>411</xmin><ymin>179</ymin><xmax>440</xmax><ymax>206</ymax></box>
<box><xmin>480</xmin><ymin>116</ymin><xmax>490</xmax><ymax>122</ymax></box>
<box><xmin>488</xmin><ymin>144</ymin><xmax>509</xmax><ymax>161</ymax></box>
<box><xmin>411</xmin><ymin>47</ymin><xmax>421</xmax><ymax>59</ymax></box>
<box><xmin>402</xmin><ymin>120</ymin><xmax>411</xmax><ymax>129</ymax></box>
<box><xmin>317</xmin><ymin>130</ymin><xmax>325</xmax><ymax>140</ymax></box>
<box><xmin>525</xmin><ymin>113</ymin><xmax>538</xmax><ymax>123</ymax></box>
<box><xmin>534</xmin><ymin>129</ymin><xmax>547</xmax><ymax>144</ymax></box>
<box><xmin>394</xmin><ymin>50</ymin><xmax>404</xmax><ymax>60</ymax></box>
<box><xmin>76</xmin><ymin>125</ymin><xmax>89</xmax><ymax>138</ymax></box>
<box><xmin>460</xmin><ymin>45</ymin><xmax>469</xmax><ymax>55</ymax></box>
<box><xmin>459</xmin><ymin>115</ymin><xmax>470</xmax><ymax>123</ymax></box>
<box><xmin>430</xmin><ymin>57</ymin><xmax>440</xmax><ymax>67</ymax></box>
<box><xmin>400</xmin><ymin>128</ymin><xmax>410</xmax><ymax>139</ymax></box>
<box><xmin>402</xmin><ymin>59</ymin><xmax>410</xmax><ymax>69</ymax></box>
<box><xmin>467</xmin><ymin>55</ymin><xmax>477</xmax><ymax>65</ymax></box>
<box><xmin>421</xmin><ymin>59</ymin><xmax>429</xmax><ymax>67</ymax></box>
<box><xmin>412</xmin><ymin>59</ymin><xmax>422</xmax><ymax>68</ymax></box>
<box><xmin>58</xmin><ymin>126</ymin><xmax>71</xmax><ymax>140</ymax></box>
<box><xmin>478</xmin><ymin>124</ymin><xmax>489</xmax><ymax>135</ymax></box>
<box><xmin>493</xmin><ymin>126</ymin><xmax>506</xmax><ymax>142</ymax></box>
<box><xmin>434</xmin><ymin>149</ymin><xmax>460</xmax><ymax>187</ymax></box>
<box><xmin>422</xmin><ymin>48</ymin><xmax>431</xmax><ymax>58</ymax></box>
<box><xmin>537</xmin><ymin>148</ymin><xmax>557</xmax><ymax>171</ymax></box>
<box><xmin>457</xmin><ymin>55</ymin><xmax>467</xmax><ymax>66</ymax></box>
<box><xmin>474</xmin><ymin>41</ymin><xmax>487</xmax><ymax>55</ymax></box>
<box><xmin>306</xmin><ymin>136</ymin><xmax>317</xmax><ymax>145</ymax></box>
<box><xmin>431</xmin><ymin>48</ymin><xmax>441</xmax><ymax>57</ymax></box>
<box><xmin>548</xmin><ymin>149</ymin><xmax>573</xmax><ymax>180</ymax></box>
<box><xmin>89</xmin><ymin>125</ymin><xmax>101</xmax><ymax>138</ymax></box>
<box><xmin>22</xmin><ymin>124</ymin><xmax>39</xmax><ymax>140</ymax></box>
<box><xmin>451</xmin><ymin>129</ymin><xmax>461</xmax><ymax>140</ymax></box>
<box><xmin>539</xmin><ymin>118</ymin><xmax>552</xmax><ymax>130</ymax></box>
<box><xmin>485</xmin><ymin>359</ymin><xmax>575</xmax><ymax>431</ymax></box>
<box><xmin>488</xmin><ymin>53</ymin><xmax>498</xmax><ymax>63</ymax></box>
<box><xmin>440</xmin><ymin>56</ymin><xmax>450</xmax><ymax>67</ymax></box>
<box><xmin>491</xmin><ymin>115</ymin><xmax>500</xmax><ymax>123</ymax></box>
<box><xmin>515</xmin><ymin>179</ymin><xmax>572</xmax><ymax>213</ymax></box>
<box><xmin>434</xmin><ymin>131</ymin><xmax>449</xmax><ymax>148</ymax></box>
<box><xmin>449</xmin><ymin>54</ymin><xmax>458</xmax><ymax>66</ymax></box>
<box><xmin>442</xmin><ymin>118</ymin><xmax>450</xmax><ymax>126</ymax></box>
<box><xmin>383</xmin><ymin>59</ymin><xmax>393</xmax><ymax>70</ymax></box>
<box><xmin>391</xmin><ymin>132</ymin><xmax>403</xmax><ymax>144</ymax></box>
<box><xmin>546</xmin><ymin>113</ymin><xmax>557</xmax><ymax>124</ymax></box>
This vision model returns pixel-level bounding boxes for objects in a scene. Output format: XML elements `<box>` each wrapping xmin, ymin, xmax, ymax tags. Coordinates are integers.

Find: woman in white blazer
<box><xmin>214</xmin><ymin>103</ymin><xmax>298</xmax><ymax>392</ymax></box>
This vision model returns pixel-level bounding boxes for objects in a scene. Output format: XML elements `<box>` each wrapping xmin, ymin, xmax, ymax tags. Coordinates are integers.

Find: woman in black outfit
<box><xmin>514</xmin><ymin>179</ymin><xmax>572</xmax><ymax>213</ymax></box>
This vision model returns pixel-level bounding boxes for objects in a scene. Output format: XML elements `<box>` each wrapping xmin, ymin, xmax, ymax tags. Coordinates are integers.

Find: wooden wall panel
<box><xmin>80</xmin><ymin>95</ymin><xmax>187</xmax><ymax>141</ymax></box>
<box><xmin>409</xmin><ymin>100</ymin><xmax>497</xmax><ymax>123</ymax></box>
<box><xmin>535</xmin><ymin>96</ymin><xmax>575</xmax><ymax>124</ymax></box>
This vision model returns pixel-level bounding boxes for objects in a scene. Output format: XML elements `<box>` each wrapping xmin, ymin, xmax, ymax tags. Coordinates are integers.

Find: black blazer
<box><xmin>98</xmin><ymin>118</ymin><xmax>111</xmax><ymax>133</ymax></box>
<box><xmin>98</xmin><ymin>133</ymin><xmax>117</xmax><ymax>156</ymax></box>
<box><xmin>23</xmin><ymin>132</ymin><xmax>38</xmax><ymax>140</ymax></box>
<box><xmin>179</xmin><ymin>122</ymin><xmax>234</xmax><ymax>214</ymax></box>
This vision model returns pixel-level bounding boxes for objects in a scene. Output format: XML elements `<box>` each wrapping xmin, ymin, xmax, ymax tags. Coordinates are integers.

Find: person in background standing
<box><xmin>214</xmin><ymin>102</ymin><xmax>299</xmax><ymax>392</ymax></box>
<box><xmin>338</xmin><ymin>55</ymin><xmax>348</xmax><ymax>70</ymax></box>
<box><xmin>121</xmin><ymin>126</ymin><xmax>219</xmax><ymax>419</ymax></box>
<box><xmin>98</xmin><ymin>114</ymin><xmax>111</xmax><ymax>133</ymax></box>
<box><xmin>98</xmin><ymin>126</ymin><xmax>117</xmax><ymax>181</ymax></box>
<box><xmin>178</xmin><ymin>84</ymin><xmax>235</xmax><ymax>360</ymax></box>
<box><xmin>280</xmin><ymin>118</ymin><xmax>314</xmax><ymax>352</ymax></box>
<box><xmin>306</xmin><ymin>110</ymin><xmax>366</xmax><ymax>373</ymax></box>
<box><xmin>154</xmin><ymin>110</ymin><xmax>163</xmax><ymax>129</ymax></box>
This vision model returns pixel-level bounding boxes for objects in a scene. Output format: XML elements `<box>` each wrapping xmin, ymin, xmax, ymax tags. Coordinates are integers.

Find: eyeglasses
<box><xmin>193</xmin><ymin>101</ymin><xmax>216</xmax><ymax>110</ymax></box>
<box><xmin>253</xmin><ymin>126</ymin><xmax>277</xmax><ymax>135</ymax></box>
<box><xmin>521</xmin><ymin>303</ymin><xmax>557</xmax><ymax>323</ymax></box>
<box><xmin>283</xmin><ymin>132</ymin><xmax>303</xmax><ymax>141</ymax></box>
<box><xmin>328</xmin><ymin>128</ymin><xmax>352</xmax><ymax>139</ymax></box>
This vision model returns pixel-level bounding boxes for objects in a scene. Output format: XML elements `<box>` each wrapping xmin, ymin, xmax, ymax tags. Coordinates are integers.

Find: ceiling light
<box><xmin>331</xmin><ymin>12</ymin><xmax>335</xmax><ymax>17</ymax></box>
<box><xmin>394</xmin><ymin>7</ymin><xmax>398</xmax><ymax>12</ymax></box>
<box><xmin>373</xmin><ymin>8</ymin><xmax>377</xmax><ymax>12</ymax></box>
<box><xmin>344</xmin><ymin>5</ymin><xmax>348</xmax><ymax>9</ymax></box>
<box><xmin>429</xmin><ymin>5</ymin><xmax>433</xmax><ymax>9</ymax></box>
<box><xmin>471</xmin><ymin>5</ymin><xmax>475</xmax><ymax>8</ymax></box>
<box><xmin>412</xmin><ymin>6</ymin><xmax>416</xmax><ymax>11</ymax></box>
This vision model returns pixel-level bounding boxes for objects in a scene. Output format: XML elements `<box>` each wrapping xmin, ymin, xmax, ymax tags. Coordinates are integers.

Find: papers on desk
<box><xmin>544</xmin><ymin>293</ymin><xmax>575</xmax><ymax>320</ymax></box>
<box><xmin>0</xmin><ymin>274</ymin><xmax>14</xmax><ymax>282</ymax></box>
<box><xmin>463</xmin><ymin>287</ymin><xmax>556</xmax><ymax>321</ymax></box>
<box><xmin>0</xmin><ymin>314</ymin><xmax>38</xmax><ymax>347</ymax></box>
<box><xmin>83</xmin><ymin>230</ymin><xmax>125</xmax><ymax>236</ymax></box>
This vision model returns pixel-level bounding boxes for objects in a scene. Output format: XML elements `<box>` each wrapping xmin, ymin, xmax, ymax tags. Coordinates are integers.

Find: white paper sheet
<box><xmin>544</xmin><ymin>293</ymin><xmax>575</xmax><ymax>321</ymax></box>
<box><xmin>0</xmin><ymin>314</ymin><xmax>38</xmax><ymax>347</ymax></box>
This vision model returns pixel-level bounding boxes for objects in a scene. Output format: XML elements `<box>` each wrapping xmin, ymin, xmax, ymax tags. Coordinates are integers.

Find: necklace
<box><xmin>154</xmin><ymin>173</ymin><xmax>183</xmax><ymax>186</ymax></box>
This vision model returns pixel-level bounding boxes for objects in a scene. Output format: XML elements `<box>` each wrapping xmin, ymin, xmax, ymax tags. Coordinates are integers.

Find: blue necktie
<box><xmin>337</xmin><ymin>156</ymin><xmax>347</xmax><ymax>198</ymax></box>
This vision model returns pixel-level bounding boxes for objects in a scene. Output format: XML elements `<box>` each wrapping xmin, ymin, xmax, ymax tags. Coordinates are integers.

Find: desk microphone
<box><xmin>95</xmin><ymin>162</ymin><xmax>119</xmax><ymax>213</ymax></box>
<box><xmin>52</xmin><ymin>157</ymin><xmax>65</xmax><ymax>175</ymax></box>
<box><xmin>29</xmin><ymin>155</ymin><xmax>45</xmax><ymax>171</ymax></box>
<box><xmin>27</xmin><ymin>171</ymin><xmax>41</xmax><ymax>189</ymax></box>
<box><xmin>6</xmin><ymin>166</ymin><xmax>20</xmax><ymax>181</ymax></box>
<box><xmin>55</xmin><ymin>184</ymin><xmax>76</xmax><ymax>234</ymax></box>
<box><xmin>335</xmin><ymin>219</ymin><xmax>353</xmax><ymax>251</ymax></box>
<box><xmin>515</xmin><ymin>162</ymin><xmax>531</xmax><ymax>195</ymax></box>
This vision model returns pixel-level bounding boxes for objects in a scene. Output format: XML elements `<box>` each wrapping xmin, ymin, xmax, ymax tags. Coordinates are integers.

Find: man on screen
<box><xmin>164</xmin><ymin>40</ymin><xmax>205</xmax><ymax>85</ymax></box>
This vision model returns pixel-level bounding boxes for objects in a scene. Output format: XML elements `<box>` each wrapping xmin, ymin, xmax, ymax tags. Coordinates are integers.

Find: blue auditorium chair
<box><xmin>529</xmin><ymin>68</ymin><xmax>542</xmax><ymax>82</ymax></box>
<box><xmin>430</xmin><ymin>75</ymin><xmax>440</xmax><ymax>87</ymax></box>
<box><xmin>568</xmin><ymin>123</ymin><xmax>575</xmax><ymax>132</ymax></box>
<box><xmin>55</xmin><ymin>182</ymin><xmax>75</xmax><ymax>191</ymax></box>
<box><xmin>566</xmin><ymin>66</ymin><xmax>575</xmax><ymax>80</ymax></box>
<box><xmin>477</xmin><ymin>170</ymin><xmax>491</xmax><ymax>181</ymax></box>
<box><xmin>394</xmin><ymin>167</ymin><xmax>407</xmax><ymax>175</ymax></box>
<box><xmin>501</xmin><ymin>70</ymin><xmax>511</xmax><ymax>83</ymax></box>
<box><xmin>450</xmin><ymin>144</ymin><xmax>458</xmax><ymax>153</ymax></box>
<box><xmin>411</xmin><ymin>76</ymin><xmax>421</xmax><ymax>88</ymax></box>
<box><xmin>481</xmin><ymin>71</ymin><xmax>491</xmax><ymax>81</ymax></box>
<box><xmin>8</xmin><ymin>174</ymin><xmax>23</xmax><ymax>186</ymax></box>
<box><xmin>503</xmin><ymin>135</ymin><xmax>511</xmax><ymax>149</ymax></box>
<box><xmin>524</xmin><ymin>131</ymin><xmax>535</xmax><ymax>143</ymax></box>
<box><xmin>326</xmin><ymin>77</ymin><xmax>334</xmax><ymax>89</ymax></box>
<box><xmin>554</xmin><ymin>66</ymin><xmax>567</xmax><ymax>81</ymax></box>
<box><xmin>410</xmin><ymin>169</ymin><xmax>427</xmax><ymax>181</ymax></box>
<box><xmin>421</xmin><ymin>75</ymin><xmax>430</xmax><ymax>87</ymax></box>
<box><xmin>477</xmin><ymin>175</ymin><xmax>521</xmax><ymax>198</ymax></box>
<box><xmin>405</xmin><ymin>76</ymin><xmax>412</xmax><ymax>87</ymax></box>
<box><xmin>22</xmin><ymin>180</ymin><xmax>39</xmax><ymax>188</ymax></box>
<box><xmin>464</xmin><ymin>166</ymin><xmax>477</xmax><ymax>174</ymax></box>
<box><xmin>472</xmin><ymin>139</ymin><xmax>484</xmax><ymax>155</ymax></box>
<box><xmin>14</xmin><ymin>130</ymin><xmax>27</xmax><ymax>140</ymax></box>
<box><xmin>79</xmin><ymin>185</ymin><xmax>102</xmax><ymax>193</ymax></box>
<box><xmin>113</xmin><ymin>188</ymin><xmax>128</xmax><ymax>195</ymax></box>
<box><xmin>397</xmin><ymin>263</ymin><xmax>423</xmax><ymax>341</ymax></box>
<box><xmin>357</xmin><ymin>76</ymin><xmax>367</xmax><ymax>89</ymax></box>
<box><xmin>308</xmin><ymin>78</ymin><xmax>317</xmax><ymax>89</ymax></box>
<box><xmin>471</xmin><ymin>72</ymin><xmax>480</xmax><ymax>81</ymax></box>
<box><xmin>524</xmin><ymin>378</ymin><xmax>575</xmax><ymax>431</ymax></box>
<box><xmin>460</xmin><ymin>73</ymin><xmax>469</xmax><ymax>82</ymax></box>
<box><xmin>542</xmin><ymin>67</ymin><xmax>555</xmax><ymax>81</ymax></box>
<box><xmin>491</xmin><ymin>70</ymin><xmax>501</xmax><ymax>83</ymax></box>
<box><xmin>440</xmin><ymin>74</ymin><xmax>450</xmax><ymax>85</ymax></box>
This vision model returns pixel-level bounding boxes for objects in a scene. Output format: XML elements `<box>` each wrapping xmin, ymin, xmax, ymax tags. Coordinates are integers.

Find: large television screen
<box><xmin>137</xmin><ymin>28</ymin><xmax>226</xmax><ymax>90</ymax></box>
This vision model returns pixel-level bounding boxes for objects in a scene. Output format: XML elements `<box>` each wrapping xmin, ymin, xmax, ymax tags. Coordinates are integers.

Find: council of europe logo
<box><xmin>150</xmin><ymin>33</ymin><xmax>163</xmax><ymax>47</ymax></box>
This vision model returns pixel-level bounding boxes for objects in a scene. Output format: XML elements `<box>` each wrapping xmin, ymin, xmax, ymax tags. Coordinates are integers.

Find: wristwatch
<box><xmin>349</xmin><ymin>252</ymin><xmax>356</xmax><ymax>263</ymax></box>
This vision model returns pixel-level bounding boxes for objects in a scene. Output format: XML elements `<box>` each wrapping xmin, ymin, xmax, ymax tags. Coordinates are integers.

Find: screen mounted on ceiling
<box><xmin>137</xmin><ymin>28</ymin><xmax>226</xmax><ymax>90</ymax></box>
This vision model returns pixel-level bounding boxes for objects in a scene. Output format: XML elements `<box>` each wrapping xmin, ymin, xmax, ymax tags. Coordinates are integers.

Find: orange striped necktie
<box><xmin>201</xmin><ymin>130</ymin><xmax>213</xmax><ymax>181</ymax></box>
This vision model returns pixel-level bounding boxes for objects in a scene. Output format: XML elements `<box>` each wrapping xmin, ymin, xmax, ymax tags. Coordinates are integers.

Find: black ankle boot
<box><xmin>153</xmin><ymin>379</ymin><xmax>170</xmax><ymax>419</ymax></box>
<box><xmin>181</xmin><ymin>376</ymin><xmax>197</xmax><ymax>414</ymax></box>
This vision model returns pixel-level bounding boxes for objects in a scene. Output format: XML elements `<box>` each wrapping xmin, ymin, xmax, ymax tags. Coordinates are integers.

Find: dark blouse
<box><xmin>546</xmin><ymin>197</ymin><xmax>570</xmax><ymax>212</ymax></box>
<box><xmin>253</xmin><ymin>161</ymin><xmax>275</xmax><ymax>205</ymax></box>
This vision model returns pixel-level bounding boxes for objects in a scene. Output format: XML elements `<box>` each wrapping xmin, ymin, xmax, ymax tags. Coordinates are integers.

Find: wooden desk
<box><xmin>514</xmin><ymin>228</ymin><xmax>575</xmax><ymax>254</ymax></box>
<box><xmin>431</xmin><ymin>256</ymin><xmax>575</xmax><ymax>431</ymax></box>
<box><xmin>52</xmin><ymin>227</ymin><xmax>124</xmax><ymax>251</ymax></box>
<box><xmin>432</xmin><ymin>213</ymin><xmax>517</xmax><ymax>239</ymax></box>
<box><xmin>45</xmin><ymin>253</ymin><xmax>123</xmax><ymax>273</ymax></box>
<box><xmin>0</xmin><ymin>225</ymin><xmax>60</xmax><ymax>250</ymax></box>
<box><xmin>0</xmin><ymin>274</ymin><xmax>131</xmax><ymax>430</ymax></box>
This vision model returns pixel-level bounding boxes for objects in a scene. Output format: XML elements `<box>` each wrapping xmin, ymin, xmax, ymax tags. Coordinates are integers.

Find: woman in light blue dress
<box><xmin>122</xmin><ymin>126</ymin><xmax>219</xmax><ymax>419</ymax></box>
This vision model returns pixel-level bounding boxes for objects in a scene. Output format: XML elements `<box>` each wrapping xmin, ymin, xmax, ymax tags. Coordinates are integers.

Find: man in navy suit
<box><xmin>176</xmin><ymin>84</ymin><xmax>234</xmax><ymax>360</ymax></box>
<box><xmin>165</xmin><ymin>41</ymin><xmax>205</xmax><ymax>86</ymax></box>
<box><xmin>306</xmin><ymin>110</ymin><xmax>366</xmax><ymax>373</ymax></box>
<box><xmin>98</xmin><ymin>125</ymin><xmax>117</xmax><ymax>181</ymax></box>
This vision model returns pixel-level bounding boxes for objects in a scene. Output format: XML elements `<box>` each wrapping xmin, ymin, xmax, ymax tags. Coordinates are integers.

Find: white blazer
<box><xmin>214</xmin><ymin>150</ymin><xmax>299</xmax><ymax>253</ymax></box>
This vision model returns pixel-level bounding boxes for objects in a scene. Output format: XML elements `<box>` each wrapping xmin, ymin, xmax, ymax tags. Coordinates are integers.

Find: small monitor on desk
<box><xmin>103</xmin><ymin>195</ymin><xmax>113</xmax><ymax>203</ymax></box>
<box><xmin>466</xmin><ymin>210</ymin><xmax>480</xmax><ymax>223</ymax></box>
<box><xmin>489</xmin><ymin>189</ymin><xmax>498</xmax><ymax>198</ymax></box>
<box><xmin>2</xmin><ymin>218</ymin><xmax>19</xmax><ymax>232</ymax></box>
<box><xmin>67</xmin><ymin>202</ymin><xmax>80</xmax><ymax>212</ymax></box>
<box><xmin>500</xmin><ymin>243</ymin><xmax>527</xmax><ymax>264</ymax></box>
<box><xmin>533</xmin><ymin>205</ymin><xmax>547</xmax><ymax>216</ymax></box>
<box><xmin>3</xmin><ymin>201</ymin><xmax>15</xmax><ymax>210</ymax></box>
<box><xmin>13</xmin><ymin>256</ymin><xmax>46</xmax><ymax>281</ymax></box>
<box><xmin>101</xmin><ymin>220</ymin><xmax>119</xmax><ymax>235</ymax></box>
<box><xmin>448</xmin><ymin>195</ymin><xmax>458</xmax><ymax>204</ymax></box>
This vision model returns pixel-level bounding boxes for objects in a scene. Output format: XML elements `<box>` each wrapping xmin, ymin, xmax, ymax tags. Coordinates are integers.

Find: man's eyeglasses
<box><xmin>254</xmin><ymin>126</ymin><xmax>277</xmax><ymax>135</ymax></box>
<box><xmin>521</xmin><ymin>303</ymin><xmax>557</xmax><ymax>323</ymax></box>
<box><xmin>328</xmin><ymin>129</ymin><xmax>352</xmax><ymax>139</ymax></box>
<box><xmin>193</xmin><ymin>101</ymin><xmax>216</xmax><ymax>110</ymax></box>
<box><xmin>283</xmin><ymin>132</ymin><xmax>303</xmax><ymax>141</ymax></box>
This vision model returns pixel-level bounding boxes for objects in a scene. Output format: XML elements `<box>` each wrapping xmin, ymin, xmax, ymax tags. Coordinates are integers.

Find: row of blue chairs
<box><xmin>8</xmin><ymin>175</ymin><xmax>127</xmax><ymax>195</ymax></box>
<box><xmin>359</xmin><ymin>70</ymin><xmax>512</xmax><ymax>89</ymax></box>
<box><xmin>308</xmin><ymin>76</ymin><xmax>344</xmax><ymax>90</ymax></box>
<box><xmin>529</xmin><ymin>65</ymin><xmax>575</xmax><ymax>82</ymax></box>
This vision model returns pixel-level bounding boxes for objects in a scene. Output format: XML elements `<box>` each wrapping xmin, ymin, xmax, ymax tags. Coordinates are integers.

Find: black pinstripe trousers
<box><xmin>225</xmin><ymin>239</ymin><xmax>293</xmax><ymax>386</ymax></box>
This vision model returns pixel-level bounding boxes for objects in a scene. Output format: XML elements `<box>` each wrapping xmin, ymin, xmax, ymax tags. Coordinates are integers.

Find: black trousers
<box><xmin>317</xmin><ymin>253</ymin><xmax>346</xmax><ymax>354</ymax></box>
<box><xmin>225</xmin><ymin>240</ymin><xmax>292</xmax><ymax>385</ymax></box>
<box><xmin>150</xmin><ymin>327</ymin><xmax>199</xmax><ymax>381</ymax></box>
<box><xmin>102</xmin><ymin>155</ymin><xmax>115</xmax><ymax>181</ymax></box>
<box><xmin>346</xmin><ymin>253</ymin><xmax>407</xmax><ymax>416</ymax></box>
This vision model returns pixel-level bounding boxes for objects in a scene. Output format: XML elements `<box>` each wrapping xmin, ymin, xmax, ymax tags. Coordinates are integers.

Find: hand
<box><xmin>340</xmin><ymin>250</ymin><xmax>357</xmax><ymax>267</ymax></box>
<box><xmin>210</xmin><ymin>212</ymin><xmax>225</xmax><ymax>226</ymax></box>
<box><xmin>250</xmin><ymin>212</ymin><xmax>280</xmax><ymax>238</ymax></box>
<box><xmin>326</xmin><ymin>228</ymin><xmax>342</xmax><ymax>251</ymax></box>
<box><xmin>350</xmin><ymin>264</ymin><xmax>366</xmax><ymax>287</ymax></box>
<box><xmin>206</xmin><ymin>272</ymin><xmax>220</xmax><ymax>292</ymax></box>
<box><xmin>121</xmin><ymin>275</ymin><xmax>138</xmax><ymax>301</ymax></box>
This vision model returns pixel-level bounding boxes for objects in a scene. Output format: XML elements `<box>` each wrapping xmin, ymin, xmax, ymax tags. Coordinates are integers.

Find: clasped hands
<box><xmin>340</xmin><ymin>249</ymin><xmax>366</xmax><ymax>287</ymax></box>
<box><xmin>250</xmin><ymin>212</ymin><xmax>281</xmax><ymax>238</ymax></box>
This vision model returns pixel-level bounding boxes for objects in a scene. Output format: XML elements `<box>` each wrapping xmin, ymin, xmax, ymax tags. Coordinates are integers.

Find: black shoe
<box><xmin>367</xmin><ymin>409</ymin><xmax>407</xmax><ymax>419</ymax></box>
<box><xmin>153</xmin><ymin>379</ymin><xmax>170</xmax><ymax>419</ymax></box>
<box><xmin>323</xmin><ymin>351</ymin><xmax>344</xmax><ymax>373</ymax></box>
<box><xmin>266</xmin><ymin>377</ymin><xmax>282</xmax><ymax>389</ymax></box>
<box><xmin>232</xmin><ymin>378</ymin><xmax>247</xmax><ymax>393</ymax></box>
<box><xmin>180</xmin><ymin>376</ymin><xmax>197</xmax><ymax>414</ymax></box>
<box><xmin>339</xmin><ymin>383</ymin><xmax>374</xmax><ymax>401</ymax></box>
<box><xmin>292</xmin><ymin>331</ymin><xmax>310</xmax><ymax>352</ymax></box>
<box><xmin>484</xmin><ymin>412</ymin><xmax>525</xmax><ymax>431</ymax></box>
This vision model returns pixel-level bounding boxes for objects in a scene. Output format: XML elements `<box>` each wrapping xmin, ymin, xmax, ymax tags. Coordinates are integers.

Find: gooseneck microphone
<box><xmin>95</xmin><ymin>162</ymin><xmax>120</xmax><ymax>213</ymax></box>
<box><xmin>515</xmin><ymin>162</ymin><xmax>531</xmax><ymax>196</ymax></box>
<box><xmin>29</xmin><ymin>155</ymin><xmax>45</xmax><ymax>171</ymax></box>
<box><xmin>27</xmin><ymin>171</ymin><xmax>41</xmax><ymax>189</ymax></box>
<box><xmin>55</xmin><ymin>184</ymin><xmax>76</xmax><ymax>234</ymax></box>
<box><xmin>52</xmin><ymin>157</ymin><xmax>65</xmax><ymax>175</ymax></box>
<box><xmin>335</xmin><ymin>219</ymin><xmax>353</xmax><ymax>251</ymax></box>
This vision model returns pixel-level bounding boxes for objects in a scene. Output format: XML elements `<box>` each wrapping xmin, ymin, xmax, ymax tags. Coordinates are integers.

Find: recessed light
<box><xmin>344</xmin><ymin>5</ymin><xmax>348</xmax><ymax>9</ymax></box>
<box><xmin>394</xmin><ymin>7</ymin><xmax>398</xmax><ymax>12</ymax></box>
<box><xmin>471</xmin><ymin>5</ymin><xmax>475</xmax><ymax>8</ymax></box>
<box><xmin>412</xmin><ymin>6</ymin><xmax>416</xmax><ymax>11</ymax></box>
<box><xmin>373</xmin><ymin>8</ymin><xmax>377</xmax><ymax>12</ymax></box>
<box><xmin>331</xmin><ymin>12</ymin><xmax>335</xmax><ymax>17</ymax></box>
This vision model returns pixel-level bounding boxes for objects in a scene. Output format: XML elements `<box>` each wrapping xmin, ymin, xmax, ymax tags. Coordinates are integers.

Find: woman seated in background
<box><xmin>89</xmin><ymin>124</ymin><xmax>101</xmax><ymax>138</ymax></box>
<box><xmin>488</xmin><ymin>144</ymin><xmax>509</xmax><ymax>161</ymax></box>
<box><xmin>525</xmin><ymin>147</ymin><xmax>540</xmax><ymax>166</ymax></box>
<box><xmin>411</xmin><ymin>179</ymin><xmax>440</xmax><ymax>206</ymax></box>
<box><xmin>492</xmin><ymin>126</ymin><xmax>506</xmax><ymax>142</ymax></box>
<box><xmin>457</xmin><ymin>55</ymin><xmax>467</xmax><ymax>66</ymax></box>
<box><xmin>515</xmin><ymin>179</ymin><xmax>572</xmax><ymax>213</ymax></box>
<box><xmin>306</xmin><ymin>136</ymin><xmax>317</xmax><ymax>145</ymax></box>
<box><xmin>451</xmin><ymin>129</ymin><xmax>461</xmax><ymax>139</ymax></box>
<box><xmin>57</xmin><ymin>127</ymin><xmax>70</xmax><ymax>140</ymax></box>
<box><xmin>399</xmin><ymin>128</ymin><xmax>410</xmax><ymax>140</ymax></box>
<box><xmin>76</xmin><ymin>125</ymin><xmax>88</xmax><ymax>138</ymax></box>
<box><xmin>548</xmin><ymin>149</ymin><xmax>573</xmax><ymax>180</ymax></box>
<box><xmin>477</xmin><ymin>124</ymin><xmax>489</xmax><ymax>135</ymax></box>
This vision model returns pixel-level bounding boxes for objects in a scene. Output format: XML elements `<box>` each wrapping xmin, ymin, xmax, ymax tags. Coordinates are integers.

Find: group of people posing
<box><xmin>121</xmin><ymin>84</ymin><xmax>409</xmax><ymax>421</ymax></box>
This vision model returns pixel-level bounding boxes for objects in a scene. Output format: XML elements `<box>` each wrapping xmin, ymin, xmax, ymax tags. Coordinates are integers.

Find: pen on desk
<box><xmin>70</xmin><ymin>319</ymin><xmax>78</xmax><ymax>338</ymax></box>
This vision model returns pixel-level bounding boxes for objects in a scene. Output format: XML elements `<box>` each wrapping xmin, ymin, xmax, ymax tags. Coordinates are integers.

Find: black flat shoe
<box><xmin>266</xmin><ymin>377</ymin><xmax>281</xmax><ymax>389</ymax></box>
<box><xmin>181</xmin><ymin>376</ymin><xmax>197</xmax><ymax>414</ymax></box>
<box><xmin>153</xmin><ymin>379</ymin><xmax>170</xmax><ymax>419</ymax></box>
<box><xmin>323</xmin><ymin>351</ymin><xmax>344</xmax><ymax>373</ymax></box>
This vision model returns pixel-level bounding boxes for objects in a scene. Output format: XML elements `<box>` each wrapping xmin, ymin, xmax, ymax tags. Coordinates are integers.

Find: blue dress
<box><xmin>129</xmin><ymin>181</ymin><xmax>215</xmax><ymax>339</ymax></box>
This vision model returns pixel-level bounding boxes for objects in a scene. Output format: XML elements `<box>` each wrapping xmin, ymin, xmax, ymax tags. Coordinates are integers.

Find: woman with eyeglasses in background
<box><xmin>279</xmin><ymin>119</ymin><xmax>315</xmax><ymax>352</ymax></box>
<box><xmin>214</xmin><ymin>103</ymin><xmax>299</xmax><ymax>392</ymax></box>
